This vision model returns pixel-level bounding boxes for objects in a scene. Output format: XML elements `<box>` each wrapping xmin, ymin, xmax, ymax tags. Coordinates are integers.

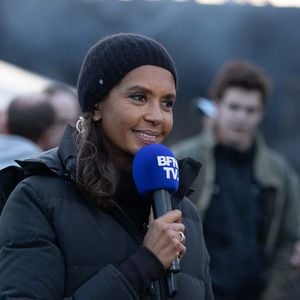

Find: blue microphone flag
<box><xmin>132</xmin><ymin>144</ymin><xmax>179</xmax><ymax>197</ymax></box>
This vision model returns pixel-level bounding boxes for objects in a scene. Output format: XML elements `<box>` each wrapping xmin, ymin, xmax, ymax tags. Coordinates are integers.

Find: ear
<box><xmin>93</xmin><ymin>103</ymin><xmax>102</xmax><ymax>121</ymax></box>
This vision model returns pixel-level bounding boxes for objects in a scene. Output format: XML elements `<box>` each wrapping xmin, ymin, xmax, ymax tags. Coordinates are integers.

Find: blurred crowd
<box><xmin>0</xmin><ymin>82</ymin><xmax>80</xmax><ymax>169</ymax></box>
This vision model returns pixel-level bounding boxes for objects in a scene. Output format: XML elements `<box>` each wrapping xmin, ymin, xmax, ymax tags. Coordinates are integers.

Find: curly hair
<box><xmin>208</xmin><ymin>59</ymin><xmax>272</xmax><ymax>107</ymax></box>
<box><xmin>75</xmin><ymin>114</ymin><xmax>119</xmax><ymax>211</ymax></box>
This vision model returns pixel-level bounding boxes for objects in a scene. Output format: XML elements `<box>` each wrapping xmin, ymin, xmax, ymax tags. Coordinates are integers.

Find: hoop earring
<box><xmin>75</xmin><ymin>116</ymin><xmax>84</xmax><ymax>133</ymax></box>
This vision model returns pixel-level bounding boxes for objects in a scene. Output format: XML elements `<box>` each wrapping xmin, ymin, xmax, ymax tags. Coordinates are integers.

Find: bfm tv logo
<box><xmin>156</xmin><ymin>156</ymin><xmax>179</xmax><ymax>181</ymax></box>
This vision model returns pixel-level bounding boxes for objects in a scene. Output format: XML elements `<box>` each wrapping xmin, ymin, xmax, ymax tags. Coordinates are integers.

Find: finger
<box><xmin>178</xmin><ymin>231</ymin><xmax>186</xmax><ymax>244</ymax></box>
<box><xmin>155</xmin><ymin>222</ymin><xmax>185</xmax><ymax>235</ymax></box>
<box><xmin>156</xmin><ymin>209</ymin><xmax>182</xmax><ymax>224</ymax></box>
<box><xmin>178</xmin><ymin>244</ymin><xmax>186</xmax><ymax>260</ymax></box>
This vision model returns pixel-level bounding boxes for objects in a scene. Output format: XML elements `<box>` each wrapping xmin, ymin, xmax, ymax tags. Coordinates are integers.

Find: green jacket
<box><xmin>171</xmin><ymin>130</ymin><xmax>300</xmax><ymax>300</ymax></box>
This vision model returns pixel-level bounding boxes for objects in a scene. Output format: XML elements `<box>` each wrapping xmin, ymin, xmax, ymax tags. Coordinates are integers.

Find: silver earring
<box><xmin>75</xmin><ymin>116</ymin><xmax>84</xmax><ymax>133</ymax></box>
<box><xmin>93</xmin><ymin>116</ymin><xmax>101</xmax><ymax>122</ymax></box>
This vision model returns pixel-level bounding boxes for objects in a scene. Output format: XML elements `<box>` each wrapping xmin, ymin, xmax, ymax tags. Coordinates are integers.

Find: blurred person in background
<box><xmin>43</xmin><ymin>81</ymin><xmax>80</xmax><ymax>148</ymax></box>
<box><xmin>0</xmin><ymin>93</ymin><xmax>56</xmax><ymax>169</ymax></box>
<box><xmin>172</xmin><ymin>59</ymin><xmax>300</xmax><ymax>300</ymax></box>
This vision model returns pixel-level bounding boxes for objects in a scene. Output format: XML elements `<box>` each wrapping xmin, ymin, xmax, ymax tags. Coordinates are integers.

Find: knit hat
<box><xmin>77</xmin><ymin>33</ymin><xmax>177</xmax><ymax>112</ymax></box>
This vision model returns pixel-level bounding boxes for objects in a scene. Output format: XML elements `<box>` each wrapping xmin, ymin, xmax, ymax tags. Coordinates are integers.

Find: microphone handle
<box><xmin>152</xmin><ymin>190</ymin><xmax>181</xmax><ymax>273</ymax></box>
<box><xmin>152</xmin><ymin>189</ymin><xmax>172</xmax><ymax>218</ymax></box>
<box><xmin>152</xmin><ymin>189</ymin><xmax>180</xmax><ymax>297</ymax></box>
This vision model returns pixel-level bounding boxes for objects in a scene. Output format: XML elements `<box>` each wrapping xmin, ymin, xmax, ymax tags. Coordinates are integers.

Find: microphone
<box><xmin>132</xmin><ymin>144</ymin><xmax>180</xmax><ymax>297</ymax></box>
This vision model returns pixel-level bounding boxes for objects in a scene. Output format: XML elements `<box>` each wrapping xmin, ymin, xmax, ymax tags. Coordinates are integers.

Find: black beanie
<box><xmin>77</xmin><ymin>33</ymin><xmax>177</xmax><ymax>112</ymax></box>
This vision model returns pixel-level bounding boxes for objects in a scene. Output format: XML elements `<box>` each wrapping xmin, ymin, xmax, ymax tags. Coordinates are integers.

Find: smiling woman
<box><xmin>93</xmin><ymin>65</ymin><xmax>176</xmax><ymax>164</ymax></box>
<box><xmin>0</xmin><ymin>33</ymin><xmax>214</xmax><ymax>300</ymax></box>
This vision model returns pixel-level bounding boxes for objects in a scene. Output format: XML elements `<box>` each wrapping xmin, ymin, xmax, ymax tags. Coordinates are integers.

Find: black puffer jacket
<box><xmin>0</xmin><ymin>127</ymin><xmax>214</xmax><ymax>300</ymax></box>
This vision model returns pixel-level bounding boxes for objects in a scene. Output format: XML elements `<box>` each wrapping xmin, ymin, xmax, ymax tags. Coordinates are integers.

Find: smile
<box><xmin>134</xmin><ymin>130</ymin><xmax>160</xmax><ymax>143</ymax></box>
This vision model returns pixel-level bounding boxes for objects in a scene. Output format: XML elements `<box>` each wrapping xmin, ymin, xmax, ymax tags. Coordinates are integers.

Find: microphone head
<box><xmin>132</xmin><ymin>144</ymin><xmax>179</xmax><ymax>197</ymax></box>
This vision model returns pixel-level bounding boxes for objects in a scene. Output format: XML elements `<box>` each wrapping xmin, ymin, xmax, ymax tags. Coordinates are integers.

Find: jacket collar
<box><xmin>203</xmin><ymin>129</ymin><xmax>282</xmax><ymax>189</ymax></box>
<box><xmin>254</xmin><ymin>133</ymin><xmax>282</xmax><ymax>189</ymax></box>
<box><xmin>57</xmin><ymin>125</ymin><xmax>77</xmax><ymax>177</ymax></box>
<box><xmin>17</xmin><ymin>125</ymin><xmax>202</xmax><ymax>198</ymax></box>
<box><xmin>177</xmin><ymin>157</ymin><xmax>202</xmax><ymax>198</ymax></box>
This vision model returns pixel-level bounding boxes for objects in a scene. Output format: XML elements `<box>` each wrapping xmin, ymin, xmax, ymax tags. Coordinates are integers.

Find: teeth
<box><xmin>136</xmin><ymin>132</ymin><xmax>157</xmax><ymax>141</ymax></box>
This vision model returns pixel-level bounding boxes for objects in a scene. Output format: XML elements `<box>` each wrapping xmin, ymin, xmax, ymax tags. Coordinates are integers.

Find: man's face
<box><xmin>215</xmin><ymin>87</ymin><xmax>264</xmax><ymax>151</ymax></box>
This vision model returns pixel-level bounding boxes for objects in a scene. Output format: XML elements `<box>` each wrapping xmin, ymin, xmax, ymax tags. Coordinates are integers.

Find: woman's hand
<box><xmin>143</xmin><ymin>209</ymin><xmax>186</xmax><ymax>269</ymax></box>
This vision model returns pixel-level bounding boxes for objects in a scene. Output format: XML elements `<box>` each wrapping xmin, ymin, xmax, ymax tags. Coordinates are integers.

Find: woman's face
<box><xmin>94</xmin><ymin>65</ymin><xmax>176</xmax><ymax>169</ymax></box>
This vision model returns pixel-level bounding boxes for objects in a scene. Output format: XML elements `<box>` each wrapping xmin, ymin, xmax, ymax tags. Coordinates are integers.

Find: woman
<box><xmin>0</xmin><ymin>33</ymin><xmax>213</xmax><ymax>299</ymax></box>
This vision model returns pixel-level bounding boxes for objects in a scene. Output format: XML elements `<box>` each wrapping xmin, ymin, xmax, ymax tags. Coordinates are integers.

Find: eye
<box><xmin>246</xmin><ymin>107</ymin><xmax>256</xmax><ymax>114</ymax></box>
<box><xmin>229</xmin><ymin>103</ymin><xmax>239</xmax><ymax>111</ymax></box>
<box><xmin>130</xmin><ymin>93</ymin><xmax>147</xmax><ymax>103</ymax></box>
<box><xmin>162</xmin><ymin>98</ymin><xmax>175</xmax><ymax>110</ymax></box>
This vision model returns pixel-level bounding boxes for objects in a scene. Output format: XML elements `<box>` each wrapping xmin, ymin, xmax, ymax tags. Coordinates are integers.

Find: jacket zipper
<box><xmin>111</xmin><ymin>200</ymin><xmax>163</xmax><ymax>300</ymax></box>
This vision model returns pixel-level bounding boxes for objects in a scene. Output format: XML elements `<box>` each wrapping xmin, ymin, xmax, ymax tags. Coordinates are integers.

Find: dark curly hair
<box><xmin>75</xmin><ymin>114</ymin><xmax>119</xmax><ymax>211</ymax></box>
<box><xmin>209</xmin><ymin>59</ymin><xmax>272</xmax><ymax>107</ymax></box>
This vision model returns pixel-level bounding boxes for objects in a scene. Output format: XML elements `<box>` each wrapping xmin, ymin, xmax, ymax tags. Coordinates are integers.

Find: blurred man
<box><xmin>172</xmin><ymin>60</ymin><xmax>300</xmax><ymax>300</ymax></box>
<box><xmin>0</xmin><ymin>93</ymin><xmax>56</xmax><ymax>169</ymax></box>
<box><xmin>43</xmin><ymin>82</ymin><xmax>80</xmax><ymax>148</ymax></box>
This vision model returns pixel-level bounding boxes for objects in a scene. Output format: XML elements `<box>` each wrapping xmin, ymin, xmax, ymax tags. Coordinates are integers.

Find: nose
<box><xmin>144</xmin><ymin>102</ymin><xmax>163</xmax><ymax>125</ymax></box>
<box><xmin>235</xmin><ymin>108</ymin><xmax>248</xmax><ymax>121</ymax></box>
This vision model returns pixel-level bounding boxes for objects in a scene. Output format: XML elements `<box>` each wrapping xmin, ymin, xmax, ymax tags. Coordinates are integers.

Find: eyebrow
<box><xmin>127</xmin><ymin>85</ymin><xmax>176</xmax><ymax>99</ymax></box>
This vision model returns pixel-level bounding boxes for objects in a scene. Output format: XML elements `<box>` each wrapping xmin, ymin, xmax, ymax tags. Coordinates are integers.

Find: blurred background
<box><xmin>0</xmin><ymin>0</ymin><xmax>300</xmax><ymax>172</ymax></box>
